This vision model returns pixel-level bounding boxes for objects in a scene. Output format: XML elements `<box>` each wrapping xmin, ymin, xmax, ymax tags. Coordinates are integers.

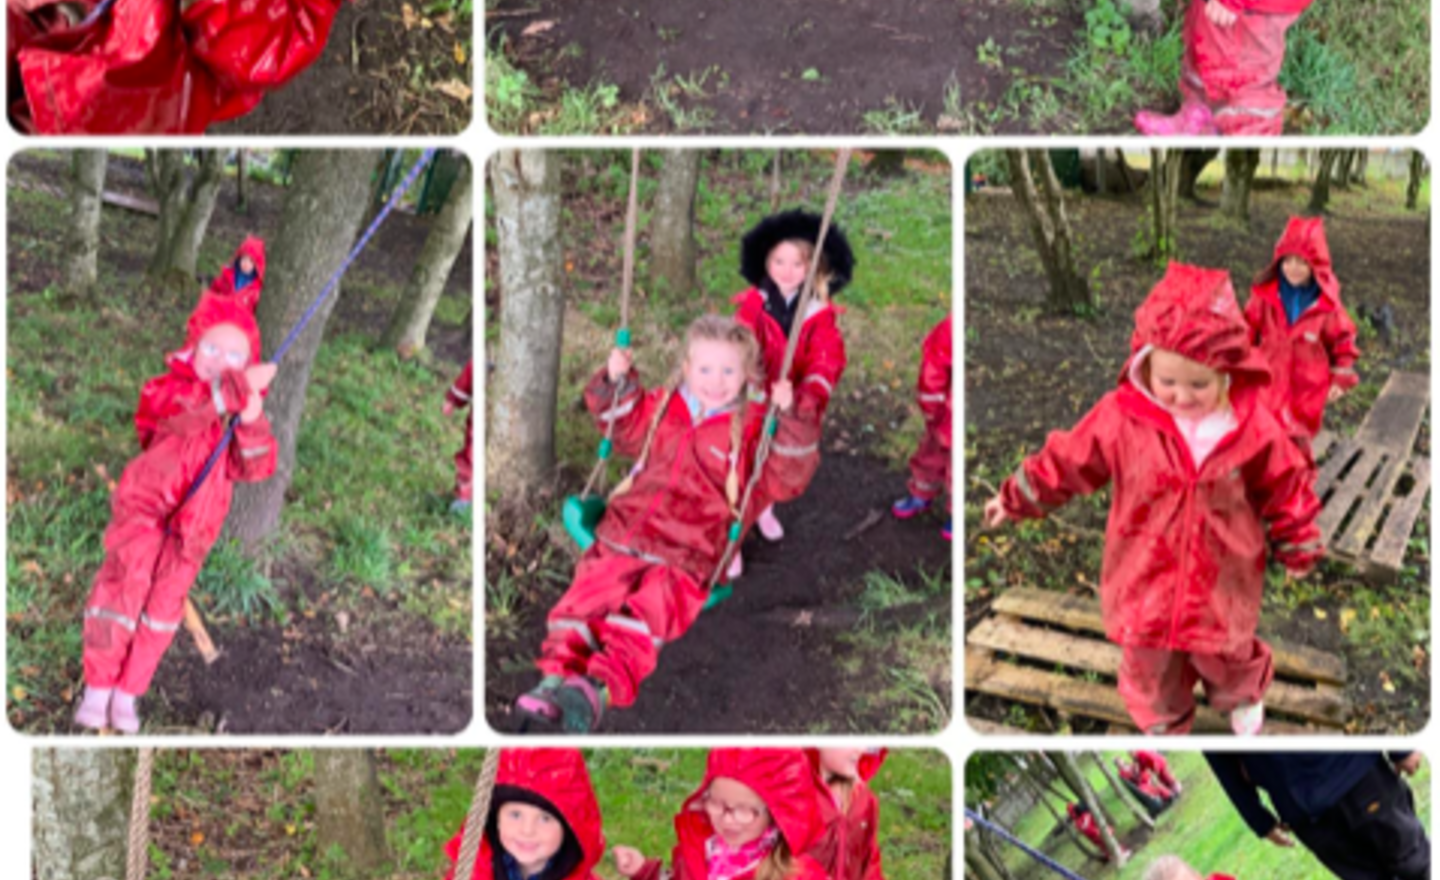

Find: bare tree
<box><xmin>1334</xmin><ymin>150</ymin><xmax>1356</xmax><ymax>190</ymax></box>
<box><xmin>1406</xmin><ymin>151</ymin><xmax>1427</xmax><ymax>210</ymax></box>
<box><xmin>769</xmin><ymin>151</ymin><xmax>783</xmax><ymax>212</ymax></box>
<box><xmin>145</xmin><ymin>150</ymin><xmax>225</xmax><ymax>282</ymax></box>
<box><xmin>1308</xmin><ymin>149</ymin><xmax>1342</xmax><ymax>215</ymax></box>
<box><xmin>382</xmin><ymin>154</ymin><xmax>475</xmax><ymax>358</ymax></box>
<box><xmin>1220</xmin><ymin>149</ymin><xmax>1262</xmax><ymax>227</ymax></box>
<box><xmin>1054</xmin><ymin>751</ymin><xmax>1128</xmax><ymax>866</ymax></box>
<box><xmin>314</xmin><ymin>750</ymin><xmax>390</xmax><ymax>872</ymax></box>
<box><xmin>489</xmin><ymin>150</ymin><xmax>565</xmax><ymax>508</ymax></box>
<box><xmin>1178</xmin><ymin>149</ymin><xmax>1220</xmax><ymax>202</ymax></box>
<box><xmin>1148</xmin><ymin>149</ymin><xmax>1185</xmax><ymax>259</ymax></box>
<box><xmin>64</xmin><ymin>150</ymin><xmax>108</xmax><ymax>294</ymax></box>
<box><xmin>236</xmin><ymin>149</ymin><xmax>249</xmax><ymax>212</ymax></box>
<box><xmin>1005</xmin><ymin>149</ymin><xmax>1092</xmax><ymax>311</ymax></box>
<box><xmin>1014</xmin><ymin>755</ymin><xmax>1104</xmax><ymax>858</ymax></box>
<box><xmin>650</xmin><ymin>149</ymin><xmax>700</xmax><ymax>299</ymax></box>
<box><xmin>33</xmin><ymin>748</ymin><xmax>133</xmax><ymax>880</ymax></box>
<box><xmin>1353</xmin><ymin>150</ymin><xmax>1369</xmax><ymax>187</ymax></box>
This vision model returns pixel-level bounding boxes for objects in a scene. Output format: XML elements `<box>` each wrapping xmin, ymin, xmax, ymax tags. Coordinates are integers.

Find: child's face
<box><xmin>818</xmin><ymin>749</ymin><xmax>863</xmax><ymax>781</ymax></box>
<box><xmin>682</xmin><ymin>338</ymin><xmax>747</xmax><ymax>412</ymax></box>
<box><xmin>766</xmin><ymin>241</ymin><xmax>809</xmax><ymax>295</ymax></box>
<box><xmin>238</xmin><ymin>255</ymin><xmax>256</xmax><ymax>275</ymax></box>
<box><xmin>703</xmin><ymin>777</ymin><xmax>771</xmax><ymax>848</ymax></box>
<box><xmin>1147</xmin><ymin>349</ymin><xmax>1223</xmax><ymax>418</ymax></box>
<box><xmin>194</xmin><ymin>324</ymin><xmax>252</xmax><ymax>382</ymax></box>
<box><xmin>1280</xmin><ymin>254</ymin><xmax>1314</xmax><ymax>287</ymax></box>
<box><xmin>497</xmin><ymin>802</ymin><xmax>566</xmax><ymax>876</ymax></box>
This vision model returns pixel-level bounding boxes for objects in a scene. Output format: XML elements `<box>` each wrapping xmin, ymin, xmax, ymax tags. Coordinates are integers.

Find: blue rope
<box><xmin>76</xmin><ymin>0</ymin><xmax>117</xmax><ymax>29</ymax></box>
<box><xmin>964</xmin><ymin>808</ymin><xmax>1094</xmax><ymax>880</ymax></box>
<box><xmin>174</xmin><ymin>149</ymin><xmax>437</xmax><ymax>512</ymax></box>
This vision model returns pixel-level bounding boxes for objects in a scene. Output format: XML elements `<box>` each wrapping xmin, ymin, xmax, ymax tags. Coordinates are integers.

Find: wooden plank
<box><xmin>967</xmin><ymin>615</ymin><xmax>1346</xmax><ymax>726</ymax></box>
<box><xmin>1354</xmin><ymin>372</ymin><xmax>1429</xmax><ymax>453</ymax></box>
<box><xmin>1370</xmin><ymin>458</ymin><xmax>1431</xmax><ymax>571</ymax></box>
<box><xmin>965</xmin><ymin>648</ymin><xmax>1315</xmax><ymax>735</ymax></box>
<box><xmin>1333</xmin><ymin>453</ymin><xmax>1407</xmax><ymax>558</ymax></box>
<box><xmin>1316</xmin><ymin>447</ymin><xmax>1389</xmax><ymax>545</ymax></box>
<box><xmin>101</xmin><ymin>190</ymin><xmax>159</xmax><ymax>216</ymax></box>
<box><xmin>1314</xmin><ymin>440</ymin><xmax>1364</xmax><ymax>499</ymax></box>
<box><xmin>991</xmin><ymin>587</ymin><xmax>1347</xmax><ymax>685</ymax></box>
<box><xmin>1313</xmin><ymin>430</ymin><xmax>1338</xmax><ymax>461</ymax></box>
<box><xmin>965</xmin><ymin>716</ymin><xmax>1034</xmax><ymax>736</ymax></box>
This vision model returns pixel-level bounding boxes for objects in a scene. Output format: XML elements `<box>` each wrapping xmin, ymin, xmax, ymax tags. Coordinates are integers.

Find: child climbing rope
<box><xmin>891</xmin><ymin>315</ymin><xmax>952</xmax><ymax>539</ymax></box>
<box><xmin>1135</xmin><ymin>0</ymin><xmax>1315</xmax><ymax>135</ymax></box>
<box><xmin>612</xmin><ymin>748</ymin><xmax>831</xmax><ymax>880</ymax></box>
<box><xmin>983</xmin><ymin>263</ymin><xmax>1323</xmax><ymax>735</ymax></box>
<box><xmin>185</xmin><ymin>236</ymin><xmax>267</xmax><ymax>346</ymax></box>
<box><xmin>804</xmin><ymin>748</ymin><xmax>886</xmax><ymax>880</ymax></box>
<box><xmin>8</xmin><ymin>0</ymin><xmax>344</xmax><ymax>133</ymax></box>
<box><xmin>444</xmin><ymin>360</ymin><xmax>475</xmax><ymax>513</ymax></box>
<box><xmin>1141</xmin><ymin>855</ymin><xmax>1235</xmax><ymax>880</ymax></box>
<box><xmin>1067</xmin><ymin>803</ymin><xmax>1129</xmax><ymax>862</ymax></box>
<box><xmin>515</xmin><ymin>315</ymin><xmax>820</xmax><ymax>732</ymax></box>
<box><xmin>442</xmin><ymin>749</ymin><xmax>605</xmax><ymax>880</ymax></box>
<box><xmin>75</xmin><ymin>297</ymin><xmax>278</xmax><ymax>733</ymax></box>
<box><xmin>728</xmin><ymin>209</ymin><xmax>854</xmax><ymax>577</ymax></box>
<box><xmin>1245</xmin><ymin>217</ymin><xmax>1360</xmax><ymax>461</ymax></box>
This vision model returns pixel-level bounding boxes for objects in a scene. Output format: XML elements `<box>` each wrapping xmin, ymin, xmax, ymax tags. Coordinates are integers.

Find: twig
<box><xmin>485</xmin><ymin>5</ymin><xmax>540</xmax><ymax>17</ymax></box>
<box><xmin>844</xmin><ymin>508</ymin><xmax>885</xmax><ymax>541</ymax></box>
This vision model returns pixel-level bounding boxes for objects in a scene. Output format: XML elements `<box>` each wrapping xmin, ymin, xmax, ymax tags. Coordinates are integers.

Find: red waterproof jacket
<box><xmin>1216</xmin><ymin>0</ymin><xmax>1311</xmax><ymax>11</ymax></box>
<box><xmin>442</xmin><ymin>749</ymin><xmax>605</xmax><ymax>880</ymax></box>
<box><xmin>804</xmin><ymin>749</ymin><xmax>886</xmax><ymax>880</ymax></box>
<box><xmin>1067</xmin><ymin>804</ymin><xmax>1106</xmax><ymax>850</ymax></box>
<box><xmin>733</xmin><ymin>288</ymin><xmax>847</xmax><ymax>424</ymax></box>
<box><xmin>585</xmin><ymin>368</ymin><xmax>820</xmax><ymax>583</ymax></box>
<box><xmin>9</xmin><ymin>0</ymin><xmax>342</xmax><ymax>133</ymax></box>
<box><xmin>1245</xmin><ymin>218</ymin><xmax>1360</xmax><ymax>439</ymax></box>
<box><xmin>998</xmin><ymin>264</ymin><xmax>1322</xmax><ymax>655</ymax></box>
<box><xmin>447</xmin><ymin>361</ymin><xmax>474</xmax><ymax>410</ymax></box>
<box><xmin>1133</xmin><ymin>751</ymin><xmax>1177</xmax><ymax>788</ymax></box>
<box><xmin>204</xmin><ymin>236</ymin><xmax>267</xmax><ymax>312</ymax></box>
<box><xmin>917</xmin><ymin>316</ymin><xmax>952</xmax><ymax>445</ymax></box>
<box><xmin>635</xmin><ymin>749</ymin><xmax>829</xmax><ymax>880</ymax></box>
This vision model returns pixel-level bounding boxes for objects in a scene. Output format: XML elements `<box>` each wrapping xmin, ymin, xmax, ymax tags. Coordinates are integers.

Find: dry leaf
<box><xmin>435</xmin><ymin>80</ymin><xmax>473</xmax><ymax>103</ymax></box>
<box><xmin>1313</xmin><ymin>607</ymin><xmax>1328</xmax><ymax>620</ymax></box>
<box><xmin>1339</xmin><ymin>607</ymin><xmax>1357</xmax><ymax>633</ymax></box>
<box><xmin>11</xmin><ymin>686</ymin><xmax>26</xmax><ymax>702</ymax></box>
<box><xmin>401</xmin><ymin>3</ymin><xmax>418</xmax><ymax>30</ymax></box>
<box><xmin>190</xmin><ymin>831</ymin><xmax>205</xmax><ymax>846</ymax></box>
<box><xmin>522</xmin><ymin>19</ymin><xmax>556</xmax><ymax>37</ymax></box>
<box><xmin>453</xmin><ymin>42</ymin><xmax>467</xmax><ymax>65</ymax></box>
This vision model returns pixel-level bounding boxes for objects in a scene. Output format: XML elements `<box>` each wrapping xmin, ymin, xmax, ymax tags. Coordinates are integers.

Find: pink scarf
<box><xmin>705</xmin><ymin>828</ymin><xmax>779</xmax><ymax>880</ymax></box>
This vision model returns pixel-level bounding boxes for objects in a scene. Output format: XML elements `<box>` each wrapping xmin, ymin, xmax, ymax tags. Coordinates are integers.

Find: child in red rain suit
<box><xmin>442</xmin><ymin>749</ymin><xmax>605</xmax><ymax>880</ymax></box>
<box><xmin>443</xmin><ymin>360</ymin><xmax>474</xmax><ymax>513</ymax></box>
<box><xmin>1067</xmin><ymin>803</ymin><xmax>1128</xmax><ymax>862</ymax></box>
<box><xmin>891</xmin><ymin>315</ymin><xmax>952</xmax><ymax>540</ymax></box>
<box><xmin>1134</xmin><ymin>750</ymin><xmax>1182</xmax><ymax>794</ymax></box>
<box><xmin>613</xmin><ymin>749</ymin><xmax>830</xmax><ymax>880</ymax></box>
<box><xmin>9</xmin><ymin>0</ymin><xmax>344</xmax><ymax>133</ymax></box>
<box><xmin>984</xmin><ymin>264</ymin><xmax>1322</xmax><ymax>735</ymax></box>
<box><xmin>1135</xmin><ymin>0</ymin><xmax>1315</xmax><ymax>136</ymax></box>
<box><xmin>76</xmin><ymin>297</ymin><xmax>278</xmax><ymax>733</ymax></box>
<box><xmin>1115</xmin><ymin>757</ymin><xmax>1177</xmax><ymax>814</ymax></box>
<box><xmin>1245</xmin><ymin>217</ymin><xmax>1360</xmax><ymax>458</ymax></box>
<box><xmin>515</xmin><ymin>316</ymin><xmax>820</xmax><ymax>733</ymax></box>
<box><xmin>185</xmin><ymin>236</ymin><xmax>267</xmax><ymax>346</ymax></box>
<box><xmin>804</xmin><ymin>748</ymin><xmax>886</xmax><ymax>880</ymax></box>
<box><xmin>728</xmin><ymin>209</ymin><xmax>854</xmax><ymax>577</ymax></box>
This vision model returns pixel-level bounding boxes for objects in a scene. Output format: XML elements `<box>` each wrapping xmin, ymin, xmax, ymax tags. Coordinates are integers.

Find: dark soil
<box><xmin>211</xmin><ymin>0</ymin><xmax>471</xmax><ymax>135</ymax></box>
<box><xmin>964</xmin><ymin>175</ymin><xmax>1431</xmax><ymax>734</ymax></box>
<box><xmin>489</xmin><ymin>0</ymin><xmax>1077</xmax><ymax>134</ymax></box>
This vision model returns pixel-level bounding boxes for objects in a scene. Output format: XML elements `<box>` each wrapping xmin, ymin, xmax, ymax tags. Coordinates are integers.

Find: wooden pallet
<box><xmin>966</xmin><ymin>587</ymin><xmax>1347</xmax><ymax>734</ymax></box>
<box><xmin>1312</xmin><ymin>371</ymin><xmax>1430</xmax><ymax>576</ymax></box>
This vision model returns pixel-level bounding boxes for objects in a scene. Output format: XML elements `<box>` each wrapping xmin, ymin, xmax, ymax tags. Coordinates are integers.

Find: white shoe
<box><xmin>726</xmin><ymin>551</ymin><xmax>743</xmax><ymax>581</ymax></box>
<box><xmin>757</xmin><ymin>506</ymin><xmax>784</xmax><ymax>542</ymax></box>
<box><xmin>74</xmin><ymin>686</ymin><xmax>112</xmax><ymax>730</ymax></box>
<box><xmin>1230</xmin><ymin>702</ymin><xmax>1265</xmax><ymax>736</ymax></box>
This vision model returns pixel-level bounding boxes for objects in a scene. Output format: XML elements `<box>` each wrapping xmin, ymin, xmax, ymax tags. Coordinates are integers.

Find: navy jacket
<box><xmin>1205</xmin><ymin>753</ymin><xmax>1413</xmax><ymax>836</ymax></box>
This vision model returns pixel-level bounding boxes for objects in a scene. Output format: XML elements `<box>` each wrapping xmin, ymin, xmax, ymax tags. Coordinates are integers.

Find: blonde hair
<box><xmin>1140</xmin><ymin>855</ymin><xmax>1201</xmax><ymax>880</ymax></box>
<box><xmin>754</xmin><ymin>837</ymin><xmax>796</xmax><ymax>880</ymax></box>
<box><xmin>772</xmin><ymin>238</ymin><xmax>833</xmax><ymax>304</ymax></box>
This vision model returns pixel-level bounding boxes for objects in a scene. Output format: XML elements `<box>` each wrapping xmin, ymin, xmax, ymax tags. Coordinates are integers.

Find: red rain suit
<box><xmin>1134</xmin><ymin>750</ymin><xmax>1179</xmax><ymax>790</ymax></box>
<box><xmin>539</xmin><ymin>368</ymin><xmax>820</xmax><ymax>708</ymax></box>
<box><xmin>804</xmin><ymin>749</ymin><xmax>887</xmax><ymax>880</ymax></box>
<box><xmin>446</xmin><ymin>361</ymin><xmax>474</xmax><ymax>501</ymax></box>
<box><xmin>733</xmin><ymin>288</ymin><xmax>847</xmax><ymax>426</ymax></box>
<box><xmin>635</xmin><ymin>749</ymin><xmax>830</xmax><ymax>880</ymax></box>
<box><xmin>997</xmin><ymin>264</ymin><xmax>1322</xmax><ymax>732</ymax></box>
<box><xmin>1067</xmin><ymin>804</ymin><xmax>1113</xmax><ymax>857</ymax></box>
<box><xmin>1245</xmin><ymin>217</ymin><xmax>1360</xmax><ymax>441</ymax></box>
<box><xmin>1178</xmin><ymin>0</ymin><xmax>1315</xmax><ymax>136</ymax></box>
<box><xmin>442</xmin><ymin>749</ymin><xmax>605</xmax><ymax>880</ymax></box>
<box><xmin>84</xmin><ymin>297</ymin><xmax>277</xmax><ymax>695</ymax></box>
<box><xmin>907</xmin><ymin>316</ymin><xmax>952</xmax><ymax>506</ymax></box>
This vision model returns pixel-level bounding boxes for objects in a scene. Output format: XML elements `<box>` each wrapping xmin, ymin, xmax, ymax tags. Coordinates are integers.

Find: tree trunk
<box><xmin>1114</xmin><ymin>149</ymin><xmax>1137</xmax><ymax>193</ymax></box>
<box><xmin>1005</xmin><ymin>149</ymin><xmax>1092</xmax><ymax>312</ymax></box>
<box><xmin>1334</xmin><ymin>150</ymin><xmax>1355</xmax><ymax>189</ymax></box>
<box><xmin>769</xmin><ymin>151</ymin><xmax>783</xmax><ymax>212</ymax></box>
<box><xmin>650</xmin><ymin>149</ymin><xmax>701</xmax><ymax>300</ymax></box>
<box><xmin>1094</xmin><ymin>149</ymin><xmax>1108</xmax><ymax>195</ymax></box>
<box><xmin>1117</xmin><ymin>0</ymin><xmax>1162</xmax><ymax>30</ymax></box>
<box><xmin>1353</xmin><ymin>150</ymin><xmax>1369</xmax><ymax>187</ymax></box>
<box><xmin>1017</xmin><ymin>758</ymin><xmax>1103</xmax><ymax>858</ymax></box>
<box><xmin>963</xmin><ymin>832</ymin><xmax>1006</xmax><ymax>880</ymax></box>
<box><xmin>1270</xmin><ymin>149</ymin><xmax>1279</xmax><ymax>179</ymax></box>
<box><xmin>1149</xmin><ymin>149</ymin><xmax>1185</xmax><ymax>259</ymax></box>
<box><xmin>33</xmin><ymin>748</ymin><xmax>133</xmax><ymax>880</ymax></box>
<box><xmin>145</xmin><ymin>150</ymin><xmax>225</xmax><ymax>282</ymax></box>
<box><xmin>236</xmin><ymin>149</ymin><xmax>249</xmax><ymax>212</ymax></box>
<box><xmin>1308</xmin><ymin>149</ymin><xmax>1340</xmax><ymax>214</ymax></box>
<box><xmin>1220</xmin><ymin>149</ymin><xmax>1261</xmax><ymax>227</ymax></box>
<box><xmin>1054</xmin><ymin>752</ymin><xmax>1128</xmax><ymax>866</ymax></box>
<box><xmin>1406</xmin><ymin>151</ymin><xmax>1426</xmax><ymax>210</ymax></box>
<box><xmin>382</xmin><ymin>154</ymin><xmax>474</xmax><ymax>358</ymax></box>
<box><xmin>1091</xmin><ymin>752</ymin><xmax>1156</xmax><ymax>829</ymax></box>
<box><xmin>223</xmin><ymin>150</ymin><xmax>383</xmax><ymax>548</ymax></box>
<box><xmin>489</xmin><ymin>149</ymin><xmax>565</xmax><ymax>508</ymax></box>
<box><xmin>314</xmin><ymin>750</ymin><xmax>390</xmax><ymax>871</ymax></box>
<box><xmin>65</xmin><ymin>149</ymin><xmax>108</xmax><ymax>294</ymax></box>
<box><xmin>868</xmin><ymin>149</ymin><xmax>908</xmax><ymax>177</ymax></box>
<box><xmin>1178</xmin><ymin>149</ymin><xmax>1219</xmax><ymax>202</ymax></box>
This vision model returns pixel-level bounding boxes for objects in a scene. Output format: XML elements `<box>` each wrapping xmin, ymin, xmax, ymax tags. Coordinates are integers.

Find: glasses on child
<box><xmin>702</xmin><ymin>795</ymin><xmax>765</xmax><ymax>825</ymax></box>
<box><xmin>199</xmin><ymin>341</ymin><xmax>248</xmax><ymax>368</ymax></box>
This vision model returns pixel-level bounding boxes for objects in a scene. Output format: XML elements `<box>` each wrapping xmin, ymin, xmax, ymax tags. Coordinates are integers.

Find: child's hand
<box><xmin>771</xmin><ymin>379</ymin><xmax>794</xmax><ymax>412</ymax></box>
<box><xmin>1265</xmin><ymin>824</ymin><xmax>1296</xmax><ymax>848</ymax></box>
<box><xmin>245</xmin><ymin>363</ymin><xmax>278</xmax><ymax>393</ymax></box>
<box><xmin>443</xmin><ymin>400</ymin><xmax>456</xmax><ymax>416</ymax></box>
<box><xmin>1327</xmin><ymin>384</ymin><xmax>1347</xmax><ymax>403</ymax></box>
<box><xmin>608</xmin><ymin>348</ymin><xmax>634</xmax><ymax>383</ymax></box>
<box><xmin>612</xmin><ymin>846</ymin><xmax>646</xmax><ymax>878</ymax></box>
<box><xmin>983</xmin><ymin>495</ymin><xmax>1010</xmax><ymax>529</ymax></box>
<box><xmin>1394</xmin><ymin>753</ymin><xmax>1424</xmax><ymax>776</ymax></box>
<box><xmin>240</xmin><ymin>391</ymin><xmax>264</xmax><ymax>425</ymax></box>
<box><xmin>1204</xmin><ymin>0</ymin><xmax>1238</xmax><ymax>26</ymax></box>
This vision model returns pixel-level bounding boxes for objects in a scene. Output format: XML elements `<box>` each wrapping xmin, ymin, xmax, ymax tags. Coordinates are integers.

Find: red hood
<box><xmin>182</xmin><ymin>295</ymin><xmax>262</xmax><ymax>364</ymax></box>
<box><xmin>802</xmin><ymin>748</ymin><xmax>888</xmax><ymax>784</ymax></box>
<box><xmin>1254</xmin><ymin>216</ymin><xmax>1340</xmax><ymax>308</ymax></box>
<box><xmin>444</xmin><ymin>749</ymin><xmax>605</xmax><ymax>880</ymax></box>
<box><xmin>681</xmin><ymin>749</ymin><xmax>828</xmax><ymax>856</ymax></box>
<box><xmin>1124</xmin><ymin>262</ymin><xmax>1270</xmax><ymax>393</ymax></box>
<box><xmin>231</xmin><ymin>235</ymin><xmax>267</xmax><ymax>281</ymax></box>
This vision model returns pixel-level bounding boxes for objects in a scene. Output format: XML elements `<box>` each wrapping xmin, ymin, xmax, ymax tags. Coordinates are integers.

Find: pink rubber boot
<box><xmin>727</xmin><ymin>550</ymin><xmax>743</xmax><ymax>580</ymax></box>
<box><xmin>757</xmin><ymin>505</ymin><xmax>784</xmax><ymax>542</ymax></box>
<box><xmin>109</xmin><ymin>691</ymin><xmax>141</xmax><ymax>734</ymax></box>
<box><xmin>73</xmin><ymin>686</ymin><xmax>112</xmax><ymax>730</ymax></box>
<box><xmin>1135</xmin><ymin>103</ymin><xmax>1217</xmax><ymax>136</ymax></box>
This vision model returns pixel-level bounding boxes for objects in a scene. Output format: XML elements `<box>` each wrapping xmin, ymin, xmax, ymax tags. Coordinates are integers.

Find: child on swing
<box><xmin>74</xmin><ymin>297</ymin><xmax>278</xmax><ymax>733</ymax></box>
<box><xmin>804</xmin><ymin>748</ymin><xmax>886</xmax><ymax>880</ymax></box>
<box><xmin>891</xmin><ymin>315</ymin><xmax>952</xmax><ymax>540</ymax></box>
<box><xmin>1244</xmin><ymin>217</ymin><xmax>1360</xmax><ymax>460</ymax></box>
<box><xmin>514</xmin><ymin>315</ymin><xmax>820</xmax><ymax>732</ymax></box>
<box><xmin>612</xmin><ymin>748</ymin><xmax>830</xmax><ymax>880</ymax></box>
<box><xmin>1135</xmin><ymin>0</ymin><xmax>1315</xmax><ymax>136</ymax></box>
<box><xmin>728</xmin><ymin>209</ymin><xmax>854</xmax><ymax>577</ymax></box>
<box><xmin>442</xmin><ymin>749</ymin><xmax>605</xmax><ymax>880</ymax></box>
<box><xmin>443</xmin><ymin>360</ymin><xmax>475</xmax><ymax>513</ymax></box>
<box><xmin>983</xmin><ymin>264</ymin><xmax>1322</xmax><ymax>735</ymax></box>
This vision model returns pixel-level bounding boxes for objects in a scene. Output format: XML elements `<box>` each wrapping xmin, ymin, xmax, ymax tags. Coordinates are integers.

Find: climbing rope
<box><xmin>126</xmin><ymin>748</ymin><xmax>155</xmax><ymax>880</ymax></box>
<box><xmin>964</xmin><ymin>808</ymin><xmax>1093</xmax><ymax>880</ymax></box>
<box><xmin>707</xmin><ymin>148</ymin><xmax>852</xmax><ymax>589</ymax></box>
<box><xmin>453</xmin><ymin>749</ymin><xmax>503</xmax><ymax>880</ymax></box>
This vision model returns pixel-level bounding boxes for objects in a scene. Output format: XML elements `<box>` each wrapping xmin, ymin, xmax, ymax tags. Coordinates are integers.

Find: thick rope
<box><xmin>708</xmin><ymin>148</ymin><xmax>852</xmax><ymax>588</ymax></box>
<box><xmin>580</xmin><ymin>148</ymin><xmax>641</xmax><ymax>499</ymax></box>
<box><xmin>453</xmin><ymin>749</ymin><xmax>503</xmax><ymax>880</ymax></box>
<box><xmin>964</xmin><ymin>808</ymin><xmax>1093</xmax><ymax>880</ymax></box>
<box><xmin>126</xmin><ymin>748</ymin><xmax>155</xmax><ymax>880</ymax></box>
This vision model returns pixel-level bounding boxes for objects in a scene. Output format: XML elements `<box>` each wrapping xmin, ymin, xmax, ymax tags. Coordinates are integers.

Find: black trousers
<box><xmin>1290</xmin><ymin>761</ymin><xmax>1430</xmax><ymax>880</ymax></box>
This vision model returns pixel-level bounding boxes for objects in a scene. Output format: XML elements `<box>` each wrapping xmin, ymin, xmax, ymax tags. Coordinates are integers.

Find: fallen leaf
<box><xmin>190</xmin><ymin>831</ymin><xmax>205</xmax><ymax>846</ymax></box>
<box><xmin>522</xmin><ymin>19</ymin><xmax>556</xmax><ymax>37</ymax></box>
<box><xmin>11</xmin><ymin>686</ymin><xmax>26</xmax><ymax>702</ymax></box>
<box><xmin>1313</xmin><ymin>607</ymin><xmax>1328</xmax><ymax>620</ymax></box>
<box><xmin>454</xmin><ymin>42</ymin><xmax>467</xmax><ymax>65</ymax></box>
<box><xmin>286</xmin><ymin>824</ymin><xmax>298</xmax><ymax>836</ymax></box>
<box><xmin>1339</xmin><ymin>607</ymin><xmax>1357</xmax><ymax>633</ymax></box>
<box><xmin>435</xmin><ymin>80</ymin><xmax>472</xmax><ymax>103</ymax></box>
<box><xmin>401</xmin><ymin>3</ymin><xmax>418</xmax><ymax>30</ymax></box>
